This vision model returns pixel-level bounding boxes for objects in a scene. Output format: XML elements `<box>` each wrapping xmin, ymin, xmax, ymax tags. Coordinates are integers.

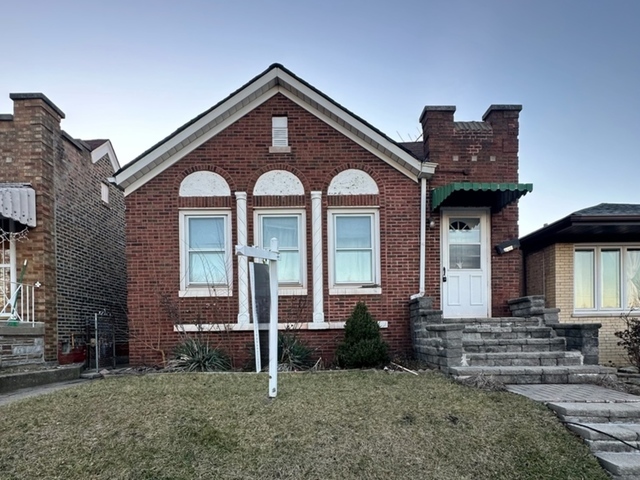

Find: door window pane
<box><xmin>601</xmin><ymin>249</ymin><xmax>621</xmax><ymax>308</ymax></box>
<box><xmin>449</xmin><ymin>245</ymin><xmax>481</xmax><ymax>269</ymax></box>
<box><xmin>449</xmin><ymin>218</ymin><xmax>481</xmax><ymax>244</ymax></box>
<box><xmin>574</xmin><ymin>250</ymin><xmax>595</xmax><ymax>309</ymax></box>
<box><xmin>448</xmin><ymin>218</ymin><xmax>481</xmax><ymax>269</ymax></box>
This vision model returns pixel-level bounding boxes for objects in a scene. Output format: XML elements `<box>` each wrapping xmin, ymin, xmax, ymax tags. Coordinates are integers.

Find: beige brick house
<box><xmin>520</xmin><ymin>204</ymin><xmax>640</xmax><ymax>365</ymax></box>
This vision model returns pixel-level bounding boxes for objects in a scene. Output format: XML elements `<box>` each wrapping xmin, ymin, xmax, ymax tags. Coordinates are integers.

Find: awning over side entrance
<box><xmin>0</xmin><ymin>184</ymin><xmax>36</xmax><ymax>228</ymax></box>
<box><xmin>431</xmin><ymin>182</ymin><xmax>533</xmax><ymax>212</ymax></box>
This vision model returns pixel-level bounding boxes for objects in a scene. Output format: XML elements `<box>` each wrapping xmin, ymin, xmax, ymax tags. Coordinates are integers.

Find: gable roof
<box><xmin>113</xmin><ymin>64</ymin><xmax>436</xmax><ymax>196</ymax></box>
<box><xmin>520</xmin><ymin>203</ymin><xmax>640</xmax><ymax>250</ymax></box>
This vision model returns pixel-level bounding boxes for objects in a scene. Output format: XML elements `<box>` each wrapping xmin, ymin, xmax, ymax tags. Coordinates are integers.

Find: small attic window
<box><xmin>270</xmin><ymin>116</ymin><xmax>291</xmax><ymax>153</ymax></box>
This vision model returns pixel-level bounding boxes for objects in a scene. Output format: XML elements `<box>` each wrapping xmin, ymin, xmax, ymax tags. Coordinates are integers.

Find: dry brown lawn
<box><xmin>0</xmin><ymin>370</ymin><xmax>608</xmax><ymax>479</ymax></box>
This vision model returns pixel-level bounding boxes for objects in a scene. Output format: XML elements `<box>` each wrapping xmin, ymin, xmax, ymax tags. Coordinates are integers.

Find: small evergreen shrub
<box><xmin>278</xmin><ymin>331</ymin><xmax>315</xmax><ymax>371</ymax></box>
<box><xmin>615</xmin><ymin>310</ymin><xmax>640</xmax><ymax>368</ymax></box>
<box><xmin>336</xmin><ymin>302</ymin><xmax>390</xmax><ymax>368</ymax></box>
<box><xmin>173</xmin><ymin>338</ymin><xmax>231</xmax><ymax>372</ymax></box>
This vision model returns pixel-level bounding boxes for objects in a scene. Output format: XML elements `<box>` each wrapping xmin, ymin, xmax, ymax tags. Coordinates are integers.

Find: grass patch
<box><xmin>0</xmin><ymin>371</ymin><xmax>607</xmax><ymax>480</ymax></box>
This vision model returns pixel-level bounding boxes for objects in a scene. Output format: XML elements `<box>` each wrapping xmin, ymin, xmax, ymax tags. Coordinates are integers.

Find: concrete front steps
<box><xmin>447</xmin><ymin>316</ymin><xmax>614</xmax><ymax>384</ymax></box>
<box><xmin>548</xmin><ymin>402</ymin><xmax>640</xmax><ymax>479</ymax></box>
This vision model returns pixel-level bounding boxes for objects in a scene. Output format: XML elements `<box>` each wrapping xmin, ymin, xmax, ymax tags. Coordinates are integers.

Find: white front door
<box><xmin>441</xmin><ymin>210</ymin><xmax>490</xmax><ymax>318</ymax></box>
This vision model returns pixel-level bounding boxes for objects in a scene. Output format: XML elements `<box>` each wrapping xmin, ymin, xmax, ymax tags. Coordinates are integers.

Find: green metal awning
<box><xmin>431</xmin><ymin>182</ymin><xmax>533</xmax><ymax>212</ymax></box>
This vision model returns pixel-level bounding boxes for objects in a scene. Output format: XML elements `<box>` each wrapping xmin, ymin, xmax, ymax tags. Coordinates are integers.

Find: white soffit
<box><xmin>115</xmin><ymin>66</ymin><xmax>422</xmax><ymax>195</ymax></box>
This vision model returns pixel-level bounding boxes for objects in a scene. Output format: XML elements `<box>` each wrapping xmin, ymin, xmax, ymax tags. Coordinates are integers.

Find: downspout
<box><xmin>419</xmin><ymin>177</ymin><xmax>426</xmax><ymax>296</ymax></box>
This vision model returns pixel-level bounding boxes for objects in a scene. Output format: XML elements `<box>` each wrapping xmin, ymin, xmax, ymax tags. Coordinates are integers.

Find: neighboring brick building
<box><xmin>0</xmin><ymin>93</ymin><xmax>127</xmax><ymax>366</ymax></box>
<box><xmin>114</xmin><ymin>64</ymin><xmax>532</xmax><ymax>367</ymax></box>
<box><xmin>521</xmin><ymin>204</ymin><xmax>640</xmax><ymax>365</ymax></box>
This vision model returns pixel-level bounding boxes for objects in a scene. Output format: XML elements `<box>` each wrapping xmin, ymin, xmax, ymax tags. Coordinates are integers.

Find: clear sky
<box><xmin>2</xmin><ymin>0</ymin><xmax>638</xmax><ymax>235</ymax></box>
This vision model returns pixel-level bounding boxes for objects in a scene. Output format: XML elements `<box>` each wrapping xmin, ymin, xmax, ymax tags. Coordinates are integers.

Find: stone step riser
<box><xmin>567</xmin><ymin>424</ymin><xmax>640</xmax><ymax>442</ymax></box>
<box><xmin>466</xmin><ymin>357</ymin><xmax>582</xmax><ymax>367</ymax></box>
<box><xmin>562</xmin><ymin>416</ymin><xmax>640</xmax><ymax>425</ymax></box>
<box><xmin>443</xmin><ymin>319</ymin><xmax>542</xmax><ymax>327</ymax></box>
<box><xmin>453</xmin><ymin>373</ymin><xmax>612</xmax><ymax>385</ymax></box>
<box><xmin>463</xmin><ymin>331</ymin><xmax>553</xmax><ymax>340</ymax></box>
<box><xmin>464</xmin><ymin>344</ymin><xmax>566</xmax><ymax>354</ymax></box>
<box><xmin>595</xmin><ymin>453</ymin><xmax>640</xmax><ymax>476</ymax></box>
<box><xmin>586</xmin><ymin>440</ymin><xmax>640</xmax><ymax>453</ymax></box>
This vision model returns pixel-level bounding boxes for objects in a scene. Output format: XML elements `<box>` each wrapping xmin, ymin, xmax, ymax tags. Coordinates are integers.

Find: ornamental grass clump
<box><xmin>172</xmin><ymin>338</ymin><xmax>231</xmax><ymax>372</ymax></box>
<box><xmin>336</xmin><ymin>302</ymin><xmax>389</xmax><ymax>368</ymax></box>
<box><xmin>278</xmin><ymin>331</ymin><xmax>315</xmax><ymax>371</ymax></box>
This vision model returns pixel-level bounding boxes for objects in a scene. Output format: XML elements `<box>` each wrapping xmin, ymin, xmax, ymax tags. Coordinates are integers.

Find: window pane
<box><xmin>449</xmin><ymin>244</ymin><xmax>481</xmax><ymax>269</ymax></box>
<box><xmin>449</xmin><ymin>218</ymin><xmax>481</xmax><ymax>244</ymax></box>
<box><xmin>263</xmin><ymin>217</ymin><xmax>298</xmax><ymax>249</ymax></box>
<box><xmin>575</xmin><ymin>250</ymin><xmax>595</xmax><ymax>309</ymax></box>
<box><xmin>601</xmin><ymin>249</ymin><xmax>621</xmax><ymax>308</ymax></box>
<box><xmin>335</xmin><ymin>251</ymin><xmax>373</xmax><ymax>283</ymax></box>
<box><xmin>277</xmin><ymin>251</ymin><xmax>300</xmax><ymax>284</ymax></box>
<box><xmin>189</xmin><ymin>252</ymin><xmax>226</xmax><ymax>284</ymax></box>
<box><xmin>189</xmin><ymin>217</ymin><xmax>224</xmax><ymax>249</ymax></box>
<box><xmin>336</xmin><ymin>216</ymin><xmax>371</xmax><ymax>248</ymax></box>
<box><xmin>626</xmin><ymin>249</ymin><xmax>640</xmax><ymax>309</ymax></box>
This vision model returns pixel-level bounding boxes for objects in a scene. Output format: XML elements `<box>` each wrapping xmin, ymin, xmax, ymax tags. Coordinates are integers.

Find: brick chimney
<box><xmin>419</xmin><ymin>105</ymin><xmax>455</xmax><ymax>164</ymax></box>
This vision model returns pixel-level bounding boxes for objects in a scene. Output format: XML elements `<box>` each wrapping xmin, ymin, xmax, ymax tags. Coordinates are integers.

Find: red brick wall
<box><xmin>126</xmin><ymin>93</ymin><xmax>422</xmax><ymax>366</ymax></box>
<box><xmin>421</xmin><ymin>106</ymin><xmax>523</xmax><ymax>316</ymax></box>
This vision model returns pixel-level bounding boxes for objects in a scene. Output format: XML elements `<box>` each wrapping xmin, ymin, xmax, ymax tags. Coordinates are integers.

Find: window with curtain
<box><xmin>574</xmin><ymin>246</ymin><xmax>640</xmax><ymax>312</ymax></box>
<box><xmin>329</xmin><ymin>211</ymin><xmax>379</xmax><ymax>286</ymax></box>
<box><xmin>179</xmin><ymin>210</ymin><xmax>232</xmax><ymax>296</ymax></box>
<box><xmin>257</xmin><ymin>213</ymin><xmax>303</xmax><ymax>286</ymax></box>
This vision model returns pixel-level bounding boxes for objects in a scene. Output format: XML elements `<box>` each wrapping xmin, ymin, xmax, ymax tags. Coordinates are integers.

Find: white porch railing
<box><xmin>0</xmin><ymin>281</ymin><xmax>39</xmax><ymax>324</ymax></box>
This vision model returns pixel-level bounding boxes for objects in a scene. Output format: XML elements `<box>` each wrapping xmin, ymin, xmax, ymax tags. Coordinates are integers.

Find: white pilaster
<box><xmin>311</xmin><ymin>191</ymin><xmax>324</xmax><ymax>322</ymax></box>
<box><xmin>235</xmin><ymin>192</ymin><xmax>250</xmax><ymax>324</ymax></box>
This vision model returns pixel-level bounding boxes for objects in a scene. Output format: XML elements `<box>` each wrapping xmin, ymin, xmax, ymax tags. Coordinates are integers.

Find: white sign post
<box><xmin>235</xmin><ymin>239</ymin><xmax>279</xmax><ymax>398</ymax></box>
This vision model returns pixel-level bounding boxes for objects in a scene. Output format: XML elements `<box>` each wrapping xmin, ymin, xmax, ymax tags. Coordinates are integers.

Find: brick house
<box><xmin>113</xmin><ymin>64</ymin><xmax>532</xmax><ymax>367</ymax></box>
<box><xmin>0</xmin><ymin>93</ymin><xmax>127</xmax><ymax>366</ymax></box>
<box><xmin>520</xmin><ymin>204</ymin><xmax>640</xmax><ymax>365</ymax></box>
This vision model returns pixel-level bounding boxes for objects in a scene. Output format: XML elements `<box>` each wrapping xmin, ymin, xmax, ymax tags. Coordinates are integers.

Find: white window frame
<box><xmin>179</xmin><ymin>209</ymin><xmax>233</xmax><ymax>297</ymax></box>
<box><xmin>254</xmin><ymin>209</ymin><xmax>306</xmax><ymax>295</ymax></box>
<box><xmin>574</xmin><ymin>244</ymin><xmax>640</xmax><ymax>314</ymax></box>
<box><xmin>327</xmin><ymin>208</ymin><xmax>381</xmax><ymax>295</ymax></box>
<box><xmin>269</xmin><ymin>116</ymin><xmax>291</xmax><ymax>153</ymax></box>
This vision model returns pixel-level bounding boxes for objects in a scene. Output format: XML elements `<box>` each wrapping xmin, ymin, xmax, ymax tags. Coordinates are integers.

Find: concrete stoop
<box><xmin>441</xmin><ymin>316</ymin><xmax>614</xmax><ymax>384</ymax></box>
<box><xmin>548</xmin><ymin>401</ymin><xmax>640</xmax><ymax>479</ymax></box>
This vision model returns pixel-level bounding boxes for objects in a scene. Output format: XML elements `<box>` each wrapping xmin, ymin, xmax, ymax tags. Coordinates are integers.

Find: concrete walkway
<box><xmin>0</xmin><ymin>379</ymin><xmax>90</xmax><ymax>407</ymax></box>
<box><xmin>507</xmin><ymin>384</ymin><xmax>640</xmax><ymax>479</ymax></box>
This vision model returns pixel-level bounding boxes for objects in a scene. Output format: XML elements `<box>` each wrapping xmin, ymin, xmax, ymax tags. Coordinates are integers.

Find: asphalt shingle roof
<box><xmin>573</xmin><ymin>203</ymin><xmax>640</xmax><ymax>216</ymax></box>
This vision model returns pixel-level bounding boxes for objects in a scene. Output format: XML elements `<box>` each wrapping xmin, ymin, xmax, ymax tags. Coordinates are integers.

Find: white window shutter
<box><xmin>272</xmin><ymin>117</ymin><xmax>288</xmax><ymax>147</ymax></box>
